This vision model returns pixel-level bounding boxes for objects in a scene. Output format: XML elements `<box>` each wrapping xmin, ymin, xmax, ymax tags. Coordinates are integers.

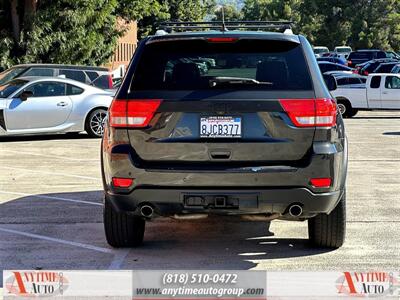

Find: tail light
<box><xmin>364</xmin><ymin>71</ymin><xmax>369</xmax><ymax>75</ymax></box>
<box><xmin>279</xmin><ymin>98</ymin><xmax>337</xmax><ymax>127</ymax></box>
<box><xmin>109</xmin><ymin>99</ymin><xmax>162</xmax><ymax>128</ymax></box>
<box><xmin>108</xmin><ymin>74</ymin><xmax>113</xmax><ymax>89</ymax></box>
<box><xmin>112</xmin><ymin>177</ymin><xmax>133</xmax><ymax>188</ymax></box>
<box><xmin>310</xmin><ymin>178</ymin><xmax>332</xmax><ymax>188</ymax></box>
<box><xmin>347</xmin><ymin>60</ymin><xmax>352</xmax><ymax>66</ymax></box>
<box><xmin>207</xmin><ymin>37</ymin><xmax>238</xmax><ymax>43</ymax></box>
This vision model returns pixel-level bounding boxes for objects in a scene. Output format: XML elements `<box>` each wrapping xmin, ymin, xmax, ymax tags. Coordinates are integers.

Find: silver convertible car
<box><xmin>0</xmin><ymin>77</ymin><xmax>113</xmax><ymax>137</ymax></box>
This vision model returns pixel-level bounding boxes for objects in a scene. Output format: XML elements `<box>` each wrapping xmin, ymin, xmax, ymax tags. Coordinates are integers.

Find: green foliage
<box><xmin>138</xmin><ymin>0</ymin><xmax>216</xmax><ymax>39</ymax></box>
<box><xmin>241</xmin><ymin>0</ymin><xmax>400</xmax><ymax>51</ymax></box>
<box><xmin>0</xmin><ymin>0</ymin><xmax>159</xmax><ymax>69</ymax></box>
<box><xmin>213</xmin><ymin>4</ymin><xmax>243</xmax><ymax>21</ymax></box>
<box><xmin>3</xmin><ymin>0</ymin><xmax>400</xmax><ymax>71</ymax></box>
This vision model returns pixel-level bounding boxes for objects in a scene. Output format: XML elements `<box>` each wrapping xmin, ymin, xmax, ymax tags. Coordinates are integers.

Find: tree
<box><xmin>213</xmin><ymin>4</ymin><xmax>243</xmax><ymax>21</ymax></box>
<box><xmin>242</xmin><ymin>0</ymin><xmax>301</xmax><ymax>23</ymax></box>
<box><xmin>242</xmin><ymin>0</ymin><xmax>400</xmax><ymax>51</ymax></box>
<box><xmin>138</xmin><ymin>0</ymin><xmax>216</xmax><ymax>38</ymax></box>
<box><xmin>0</xmin><ymin>0</ymin><xmax>160</xmax><ymax>69</ymax></box>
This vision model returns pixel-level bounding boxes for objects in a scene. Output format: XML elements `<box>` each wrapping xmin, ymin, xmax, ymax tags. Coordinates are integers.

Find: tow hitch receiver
<box><xmin>214</xmin><ymin>196</ymin><xmax>227</xmax><ymax>207</ymax></box>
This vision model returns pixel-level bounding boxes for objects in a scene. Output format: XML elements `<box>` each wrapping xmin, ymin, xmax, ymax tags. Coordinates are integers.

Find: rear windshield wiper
<box><xmin>209</xmin><ymin>77</ymin><xmax>273</xmax><ymax>87</ymax></box>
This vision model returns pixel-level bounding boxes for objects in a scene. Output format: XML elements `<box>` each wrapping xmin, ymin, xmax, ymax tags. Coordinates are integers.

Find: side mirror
<box><xmin>323</xmin><ymin>74</ymin><xmax>337</xmax><ymax>91</ymax></box>
<box><xmin>20</xmin><ymin>91</ymin><xmax>33</xmax><ymax>101</ymax></box>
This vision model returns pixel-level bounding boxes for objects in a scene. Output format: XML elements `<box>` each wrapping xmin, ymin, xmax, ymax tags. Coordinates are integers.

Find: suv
<box><xmin>358</xmin><ymin>58</ymin><xmax>399</xmax><ymax>76</ymax></box>
<box><xmin>347</xmin><ymin>50</ymin><xmax>387</xmax><ymax>67</ymax></box>
<box><xmin>101</xmin><ymin>21</ymin><xmax>348</xmax><ymax>249</ymax></box>
<box><xmin>0</xmin><ymin>64</ymin><xmax>113</xmax><ymax>89</ymax></box>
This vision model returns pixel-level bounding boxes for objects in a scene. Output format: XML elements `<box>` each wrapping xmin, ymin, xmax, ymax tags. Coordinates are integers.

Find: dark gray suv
<box><xmin>101</xmin><ymin>21</ymin><xmax>347</xmax><ymax>249</ymax></box>
<box><xmin>0</xmin><ymin>64</ymin><xmax>113</xmax><ymax>89</ymax></box>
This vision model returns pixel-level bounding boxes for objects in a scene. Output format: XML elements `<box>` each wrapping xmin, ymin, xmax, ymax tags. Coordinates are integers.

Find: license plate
<box><xmin>200</xmin><ymin>116</ymin><xmax>241</xmax><ymax>138</ymax></box>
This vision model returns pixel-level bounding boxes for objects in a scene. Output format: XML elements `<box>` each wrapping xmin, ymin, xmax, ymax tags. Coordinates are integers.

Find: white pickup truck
<box><xmin>330</xmin><ymin>73</ymin><xmax>400</xmax><ymax>117</ymax></box>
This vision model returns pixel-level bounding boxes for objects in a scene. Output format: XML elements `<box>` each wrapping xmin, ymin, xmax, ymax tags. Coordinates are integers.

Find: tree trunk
<box><xmin>24</xmin><ymin>0</ymin><xmax>38</xmax><ymax>30</ymax></box>
<box><xmin>10</xmin><ymin>0</ymin><xmax>20</xmax><ymax>42</ymax></box>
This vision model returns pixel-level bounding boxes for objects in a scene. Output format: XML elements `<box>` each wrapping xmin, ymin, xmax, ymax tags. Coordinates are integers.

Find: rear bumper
<box><xmin>106</xmin><ymin>187</ymin><xmax>343</xmax><ymax>218</ymax></box>
<box><xmin>101</xmin><ymin>129</ymin><xmax>347</xmax><ymax>219</ymax></box>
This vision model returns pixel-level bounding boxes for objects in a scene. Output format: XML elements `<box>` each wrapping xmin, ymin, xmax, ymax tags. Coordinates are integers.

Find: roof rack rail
<box><xmin>159</xmin><ymin>21</ymin><xmax>294</xmax><ymax>33</ymax></box>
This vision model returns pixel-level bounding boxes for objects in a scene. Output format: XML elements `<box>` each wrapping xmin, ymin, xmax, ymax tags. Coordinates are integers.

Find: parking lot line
<box><xmin>0</xmin><ymin>166</ymin><xmax>101</xmax><ymax>180</ymax></box>
<box><xmin>0</xmin><ymin>227</ymin><xmax>113</xmax><ymax>253</ymax></box>
<box><xmin>0</xmin><ymin>149</ymin><xmax>99</xmax><ymax>162</ymax></box>
<box><xmin>108</xmin><ymin>249</ymin><xmax>130</xmax><ymax>270</ymax></box>
<box><xmin>0</xmin><ymin>190</ymin><xmax>102</xmax><ymax>206</ymax></box>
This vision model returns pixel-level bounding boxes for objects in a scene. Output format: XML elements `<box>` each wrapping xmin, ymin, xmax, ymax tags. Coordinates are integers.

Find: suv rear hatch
<box><xmin>111</xmin><ymin>37</ymin><xmax>335</xmax><ymax>167</ymax></box>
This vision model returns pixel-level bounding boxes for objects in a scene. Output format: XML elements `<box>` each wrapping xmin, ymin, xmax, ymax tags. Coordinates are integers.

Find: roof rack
<box><xmin>158</xmin><ymin>21</ymin><xmax>294</xmax><ymax>34</ymax></box>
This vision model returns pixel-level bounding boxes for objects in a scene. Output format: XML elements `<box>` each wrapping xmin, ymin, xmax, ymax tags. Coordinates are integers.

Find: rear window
<box><xmin>337</xmin><ymin>77</ymin><xmax>363</xmax><ymax>85</ymax></box>
<box><xmin>59</xmin><ymin>69</ymin><xmax>86</xmax><ymax>83</ymax></box>
<box><xmin>24</xmin><ymin>68</ymin><xmax>54</xmax><ymax>77</ymax></box>
<box><xmin>349</xmin><ymin>52</ymin><xmax>375</xmax><ymax>60</ymax></box>
<box><xmin>92</xmin><ymin>75</ymin><xmax>112</xmax><ymax>89</ymax></box>
<box><xmin>86</xmin><ymin>71</ymin><xmax>99</xmax><ymax>81</ymax></box>
<box><xmin>392</xmin><ymin>65</ymin><xmax>400</xmax><ymax>73</ymax></box>
<box><xmin>67</xmin><ymin>84</ymin><xmax>84</xmax><ymax>95</ymax></box>
<box><xmin>131</xmin><ymin>39</ymin><xmax>313</xmax><ymax>91</ymax></box>
<box><xmin>376</xmin><ymin>64</ymin><xmax>396</xmax><ymax>73</ymax></box>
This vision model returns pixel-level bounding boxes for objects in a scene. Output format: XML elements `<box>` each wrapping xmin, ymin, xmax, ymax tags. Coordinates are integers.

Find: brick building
<box><xmin>105</xmin><ymin>20</ymin><xmax>138</xmax><ymax>78</ymax></box>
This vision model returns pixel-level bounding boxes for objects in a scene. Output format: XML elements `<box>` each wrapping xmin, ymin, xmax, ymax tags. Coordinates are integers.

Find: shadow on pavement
<box><xmin>383</xmin><ymin>131</ymin><xmax>400</xmax><ymax>136</ymax></box>
<box><xmin>0</xmin><ymin>191</ymin><xmax>334</xmax><ymax>272</ymax></box>
<box><xmin>352</xmin><ymin>116</ymin><xmax>400</xmax><ymax>120</ymax></box>
<box><xmin>0</xmin><ymin>133</ymin><xmax>93</xmax><ymax>142</ymax></box>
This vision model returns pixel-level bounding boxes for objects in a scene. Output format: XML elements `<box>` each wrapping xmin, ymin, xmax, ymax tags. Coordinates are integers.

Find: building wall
<box><xmin>105</xmin><ymin>20</ymin><xmax>138</xmax><ymax>77</ymax></box>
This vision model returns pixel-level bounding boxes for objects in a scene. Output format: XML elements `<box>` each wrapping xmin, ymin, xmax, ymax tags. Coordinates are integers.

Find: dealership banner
<box><xmin>2</xmin><ymin>270</ymin><xmax>399</xmax><ymax>299</ymax></box>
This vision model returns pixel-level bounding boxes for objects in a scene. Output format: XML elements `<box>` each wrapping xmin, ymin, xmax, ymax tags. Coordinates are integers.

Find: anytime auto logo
<box><xmin>5</xmin><ymin>271</ymin><xmax>69</xmax><ymax>297</ymax></box>
<box><xmin>336</xmin><ymin>272</ymin><xmax>398</xmax><ymax>297</ymax></box>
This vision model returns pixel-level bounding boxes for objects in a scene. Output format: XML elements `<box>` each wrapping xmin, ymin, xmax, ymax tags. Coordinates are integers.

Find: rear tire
<box><xmin>337</xmin><ymin>100</ymin><xmax>353</xmax><ymax>118</ymax></box>
<box><xmin>347</xmin><ymin>108</ymin><xmax>358</xmax><ymax>118</ymax></box>
<box><xmin>308</xmin><ymin>190</ymin><xmax>346</xmax><ymax>248</ymax></box>
<box><xmin>85</xmin><ymin>108</ymin><xmax>107</xmax><ymax>138</ymax></box>
<box><xmin>103</xmin><ymin>197</ymin><xmax>145</xmax><ymax>247</ymax></box>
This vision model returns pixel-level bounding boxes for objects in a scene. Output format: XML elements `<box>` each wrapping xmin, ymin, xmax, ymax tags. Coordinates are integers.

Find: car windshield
<box><xmin>336</xmin><ymin>48</ymin><xmax>351</xmax><ymax>53</ymax></box>
<box><xmin>0</xmin><ymin>67</ymin><xmax>26</xmax><ymax>85</ymax></box>
<box><xmin>0</xmin><ymin>79</ymin><xmax>28</xmax><ymax>98</ymax></box>
<box><xmin>131</xmin><ymin>39</ymin><xmax>313</xmax><ymax>91</ymax></box>
<box><xmin>314</xmin><ymin>48</ymin><xmax>328</xmax><ymax>54</ymax></box>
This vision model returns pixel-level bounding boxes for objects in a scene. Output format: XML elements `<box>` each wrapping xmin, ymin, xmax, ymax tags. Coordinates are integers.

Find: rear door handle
<box><xmin>210</xmin><ymin>151</ymin><xmax>231</xmax><ymax>160</ymax></box>
<box><xmin>57</xmin><ymin>101</ymin><xmax>68</xmax><ymax>107</ymax></box>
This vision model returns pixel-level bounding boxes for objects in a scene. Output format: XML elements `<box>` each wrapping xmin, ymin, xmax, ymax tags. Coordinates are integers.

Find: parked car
<box><xmin>0</xmin><ymin>64</ymin><xmax>113</xmax><ymax>90</ymax></box>
<box><xmin>324</xmin><ymin>72</ymin><xmax>366</xmax><ymax>86</ymax></box>
<box><xmin>373</xmin><ymin>62</ymin><xmax>399</xmax><ymax>73</ymax></box>
<box><xmin>318</xmin><ymin>61</ymin><xmax>353</xmax><ymax>73</ymax></box>
<box><xmin>329</xmin><ymin>73</ymin><xmax>400</xmax><ymax>117</ymax></box>
<box><xmin>386</xmin><ymin>51</ymin><xmax>400</xmax><ymax>60</ymax></box>
<box><xmin>347</xmin><ymin>50</ymin><xmax>387</xmax><ymax>67</ymax></box>
<box><xmin>313</xmin><ymin>46</ymin><xmax>329</xmax><ymax>58</ymax></box>
<box><xmin>317</xmin><ymin>55</ymin><xmax>347</xmax><ymax>65</ymax></box>
<box><xmin>0</xmin><ymin>77</ymin><xmax>112</xmax><ymax>137</ymax></box>
<box><xmin>391</xmin><ymin>63</ymin><xmax>400</xmax><ymax>73</ymax></box>
<box><xmin>357</xmin><ymin>58</ymin><xmax>399</xmax><ymax>76</ymax></box>
<box><xmin>334</xmin><ymin>46</ymin><xmax>352</xmax><ymax>59</ymax></box>
<box><xmin>101</xmin><ymin>22</ymin><xmax>347</xmax><ymax>249</ymax></box>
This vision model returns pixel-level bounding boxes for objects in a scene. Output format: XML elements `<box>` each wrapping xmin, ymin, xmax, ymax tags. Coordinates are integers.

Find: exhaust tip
<box><xmin>140</xmin><ymin>205</ymin><xmax>154</xmax><ymax>218</ymax></box>
<box><xmin>288</xmin><ymin>204</ymin><xmax>303</xmax><ymax>217</ymax></box>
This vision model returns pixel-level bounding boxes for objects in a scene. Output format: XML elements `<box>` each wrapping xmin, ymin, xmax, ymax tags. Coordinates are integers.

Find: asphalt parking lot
<box><xmin>0</xmin><ymin>111</ymin><xmax>399</xmax><ymax>280</ymax></box>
